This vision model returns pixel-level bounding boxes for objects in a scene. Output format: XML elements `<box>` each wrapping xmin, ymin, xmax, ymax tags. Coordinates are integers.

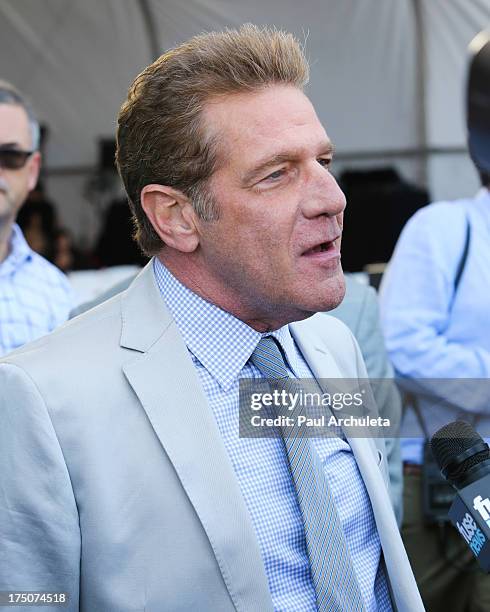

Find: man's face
<box><xmin>194</xmin><ymin>85</ymin><xmax>346</xmax><ymax>327</ymax></box>
<box><xmin>0</xmin><ymin>104</ymin><xmax>40</xmax><ymax>223</ymax></box>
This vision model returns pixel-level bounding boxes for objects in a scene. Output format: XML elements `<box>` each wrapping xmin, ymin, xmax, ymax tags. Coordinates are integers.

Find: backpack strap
<box><xmin>404</xmin><ymin>213</ymin><xmax>472</xmax><ymax>437</ymax></box>
<box><xmin>453</xmin><ymin>215</ymin><xmax>471</xmax><ymax>293</ymax></box>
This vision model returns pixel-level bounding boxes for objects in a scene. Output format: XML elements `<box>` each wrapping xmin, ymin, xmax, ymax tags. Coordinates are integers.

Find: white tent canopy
<box><xmin>1</xmin><ymin>0</ymin><xmax>489</xmax><ymax>246</ymax></box>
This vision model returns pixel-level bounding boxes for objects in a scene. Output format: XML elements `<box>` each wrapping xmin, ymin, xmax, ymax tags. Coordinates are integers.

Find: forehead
<box><xmin>204</xmin><ymin>85</ymin><xmax>330</xmax><ymax>173</ymax></box>
<box><xmin>0</xmin><ymin>103</ymin><xmax>32</xmax><ymax>148</ymax></box>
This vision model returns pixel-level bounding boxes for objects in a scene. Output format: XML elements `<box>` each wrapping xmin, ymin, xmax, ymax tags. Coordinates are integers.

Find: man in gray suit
<box><xmin>0</xmin><ymin>25</ymin><xmax>422</xmax><ymax>611</ymax></box>
<box><xmin>72</xmin><ymin>274</ymin><xmax>404</xmax><ymax>525</ymax></box>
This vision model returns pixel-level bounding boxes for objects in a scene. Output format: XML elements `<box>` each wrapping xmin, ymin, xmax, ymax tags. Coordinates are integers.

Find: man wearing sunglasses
<box><xmin>0</xmin><ymin>80</ymin><xmax>73</xmax><ymax>356</ymax></box>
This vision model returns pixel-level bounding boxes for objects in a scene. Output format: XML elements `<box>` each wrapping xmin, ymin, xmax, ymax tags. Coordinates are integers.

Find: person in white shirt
<box><xmin>380</xmin><ymin>30</ymin><xmax>490</xmax><ymax>612</ymax></box>
<box><xmin>0</xmin><ymin>80</ymin><xmax>72</xmax><ymax>356</ymax></box>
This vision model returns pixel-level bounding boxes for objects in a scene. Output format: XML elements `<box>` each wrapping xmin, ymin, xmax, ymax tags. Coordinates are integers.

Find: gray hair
<box><xmin>0</xmin><ymin>79</ymin><xmax>40</xmax><ymax>150</ymax></box>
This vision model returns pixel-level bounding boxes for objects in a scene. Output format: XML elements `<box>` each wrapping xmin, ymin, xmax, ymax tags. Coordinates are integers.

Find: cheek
<box><xmin>213</xmin><ymin>188</ymin><xmax>297</xmax><ymax>261</ymax></box>
<box><xmin>201</xmin><ymin>217</ymin><xmax>242</xmax><ymax>260</ymax></box>
<box><xmin>247</xmin><ymin>218</ymin><xmax>287</xmax><ymax>261</ymax></box>
<box><xmin>2</xmin><ymin>176</ymin><xmax>17</xmax><ymax>201</ymax></box>
<box><xmin>7</xmin><ymin>171</ymin><xmax>28</xmax><ymax>195</ymax></box>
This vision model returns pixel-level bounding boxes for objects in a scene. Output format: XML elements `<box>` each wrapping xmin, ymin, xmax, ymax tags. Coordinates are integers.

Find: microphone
<box><xmin>431</xmin><ymin>420</ymin><xmax>490</xmax><ymax>570</ymax></box>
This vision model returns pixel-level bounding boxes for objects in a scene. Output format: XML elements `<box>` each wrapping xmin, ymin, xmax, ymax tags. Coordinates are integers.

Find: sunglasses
<box><xmin>0</xmin><ymin>149</ymin><xmax>34</xmax><ymax>170</ymax></box>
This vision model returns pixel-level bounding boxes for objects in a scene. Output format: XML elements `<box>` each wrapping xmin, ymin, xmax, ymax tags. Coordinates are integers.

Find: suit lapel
<box><xmin>290</xmin><ymin>320</ymin><xmax>381</xmax><ymax>463</ymax></box>
<box><xmin>290</xmin><ymin>320</ymin><xmax>391</xmax><ymax>502</ymax></box>
<box><xmin>291</xmin><ymin>320</ymin><xmax>423</xmax><ymax>611</ymax></box>
<box><xmin>120</xmin><ymin>262</ymin><xmax>273</xmax><ymax>612</ymax></box>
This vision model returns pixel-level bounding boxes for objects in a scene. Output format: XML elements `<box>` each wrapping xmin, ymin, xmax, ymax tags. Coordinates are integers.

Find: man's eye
<box><xmin>264</xmin><ymin>169</ymin><xmax>285</xmax><ymax>181</ymax></box>
<box><xmin>317</xmin><ymin>158</ymin><xmax>332</xmax><ymax>168</ymax></box>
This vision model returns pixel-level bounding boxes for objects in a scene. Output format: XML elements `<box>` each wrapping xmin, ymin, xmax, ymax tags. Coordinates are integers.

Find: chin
<box><xmin>278</xmin><ymin>269</ymin><xmax>346</xmax><ymax>321</ymax></box>
<box><xmin>317</xmin><ymin>272</ymin><xmax>346</xmax><ymax>312</ymax></box>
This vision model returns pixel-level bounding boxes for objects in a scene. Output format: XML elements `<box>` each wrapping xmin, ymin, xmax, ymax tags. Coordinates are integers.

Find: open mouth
<box><xmin>305</xmin><ymin>242</ymin><xmax>330</xmax><ymax>254</ymax></box>
<box><xmin>303</xmin><ymin>238</ymin><xmax>338</xmax><ymax>256</ymax></box>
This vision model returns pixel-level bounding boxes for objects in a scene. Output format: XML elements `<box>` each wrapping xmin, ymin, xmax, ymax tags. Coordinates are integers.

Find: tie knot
<box><xmin>250</xmin><ymin>335</ymin><xmax>289</xmax><ymax>381</ymax></box>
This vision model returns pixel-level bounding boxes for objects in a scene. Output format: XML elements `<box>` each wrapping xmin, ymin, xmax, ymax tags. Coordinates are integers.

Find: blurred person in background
<box><xmin>94</xmin><ymin>197</ymin><xmax>148</xmax><ymax>268</ymax></box>
<box><xmin>16</xmin><ymin>195</ymin><xmax>57</xmax><ymax>259</ymax></box>
<box><xmin>17</xmin><ymin>200</ymin><xmax>79</xmax><ymax>271</ymax></box>
<box><xmin>0</xmin><ymin>80</ymin><xmax>73</xmax><ymax>356</ymax></box>
<box><xmin>380</xmin><ymin>31</ymin><xmax>490</xmax><ymax>612</ymax></box>
<box><xmin>53</xmin><ymin>228</ymin><xmax>76</xmax><ymax>272</ymax></box>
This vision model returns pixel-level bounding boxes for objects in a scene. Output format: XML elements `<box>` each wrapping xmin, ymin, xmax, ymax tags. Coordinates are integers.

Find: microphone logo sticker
<box><xmin>473</xmin><ymin>495</ymin><xmax>490</xmax><ymax>528</ymax></box>
<box><xmin>456</xmin><ymin>513</ymin><xmax>486</xmax><ymax>557</ymax></box>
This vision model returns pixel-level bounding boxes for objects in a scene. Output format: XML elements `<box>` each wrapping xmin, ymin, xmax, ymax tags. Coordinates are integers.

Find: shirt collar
<box><xmin>0</xmin><ymin>224</ymin><xmax>32</xmax><ymax>278</ymax></box>
<box><xmin>153</xmin><ymin>258</ymin><xmax>301</xmax><ymax>390</ymax></box>
<box><xmin>476</xmin><ymin>187</ymin><xmax>490</xmax><ymax>203</ymax></box>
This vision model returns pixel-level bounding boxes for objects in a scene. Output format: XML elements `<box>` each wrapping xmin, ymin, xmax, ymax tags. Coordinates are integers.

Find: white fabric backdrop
<box><xmin>0</xmin><ymin>0</ymin><xmax>488</xmax><ymax>244</ymax></box>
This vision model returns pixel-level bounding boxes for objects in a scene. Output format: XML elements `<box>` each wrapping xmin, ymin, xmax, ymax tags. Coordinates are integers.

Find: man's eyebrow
<box><xmin>241</xmin><ymin>141</ymin><xmax>335</xmax><ymax>185</ymax></box>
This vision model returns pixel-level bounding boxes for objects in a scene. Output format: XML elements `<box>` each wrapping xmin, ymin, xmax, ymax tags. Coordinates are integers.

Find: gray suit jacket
<box><xmin>0</xmin><ymin>262</ymin><xmax>423</xmax><ymax>611</ymax></box>
<box><xmin>72</xmin><ymin>274</ymin><xmax>404</xmax><ymax>525</ymax></box>
<box><xmin>329</xmin><ymin>276</ymin><xmax>403</xmax><ymax>524</ymax></box>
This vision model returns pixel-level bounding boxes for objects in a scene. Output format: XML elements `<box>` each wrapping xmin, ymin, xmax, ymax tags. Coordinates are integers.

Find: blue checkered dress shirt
<box><xmin>0</xmin><ymin>224</ymin><xmax>73</xmax><ymax>357</ymax></box>
<box><xmin>154</xmin><ymin>258</ymin><xmax>391</xmax><ymax>611</ymax></box>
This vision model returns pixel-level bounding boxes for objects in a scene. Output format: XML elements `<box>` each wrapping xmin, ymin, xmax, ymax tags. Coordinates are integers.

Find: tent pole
<box><xmin>412</xmin><ymin>0</ymin><xmax>429</xmax><ymax>187</ymax></box>
<box><xmin>138</xmin><ymin>0</ymin><xmax>161</xmax><ymax>61</ymax></box>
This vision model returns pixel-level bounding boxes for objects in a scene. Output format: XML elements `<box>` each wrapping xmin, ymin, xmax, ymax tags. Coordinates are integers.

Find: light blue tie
<box><xmin>250</xmin><ymin>335</ymin><xmax>366</xmax><ymax>612</ymax></box>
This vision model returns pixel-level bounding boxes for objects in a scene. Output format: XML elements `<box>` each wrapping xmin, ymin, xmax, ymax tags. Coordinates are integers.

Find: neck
<box><xmin>157</xmin><ymin>251</ymin><xmax>308</xmax><ymax>333</ymax></box>
<box><xmin>0</xmin><ymin>220</ymin><xmax>13</xmax><ymax>263</ymax></box>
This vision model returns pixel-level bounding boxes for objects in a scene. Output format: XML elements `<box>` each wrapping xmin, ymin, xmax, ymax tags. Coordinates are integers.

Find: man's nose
<box><xmin>302</xmin><ymin>163</ymin><xmax>346</xmax><ymax>218</ymax></box>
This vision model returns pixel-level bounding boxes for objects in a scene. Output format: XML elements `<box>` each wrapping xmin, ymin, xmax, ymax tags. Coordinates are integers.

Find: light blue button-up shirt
<box><xmin>0</xmin><ymin>224</ymin><xmax>73</xmax><ymax>357</ymax></box>
<box><xmin>154</xmin><ymin>258</ymin><xmax>390</xmax><ymax>611</ymax></box>
<box><xmin>380</xmin><ymin>189</ymin><xmax>490</xmax><ymax>463</ymax></box>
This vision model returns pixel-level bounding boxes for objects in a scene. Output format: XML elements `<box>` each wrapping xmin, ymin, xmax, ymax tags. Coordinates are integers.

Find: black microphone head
<box><xmin>431</xmin><ymin>420</ymin><xmax>490</xmax><ymax>485</ymax></box>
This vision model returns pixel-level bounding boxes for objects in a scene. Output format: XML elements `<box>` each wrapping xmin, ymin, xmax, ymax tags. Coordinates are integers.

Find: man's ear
<box><xmin>27</xmin><ymin>151</ymin><xmax>41</xmax><ymax>191</ymax></box>
<box><xmin>140</xmin><ymin>184</ymin><xmax>200</xmax><ymax>253</ymax></box>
